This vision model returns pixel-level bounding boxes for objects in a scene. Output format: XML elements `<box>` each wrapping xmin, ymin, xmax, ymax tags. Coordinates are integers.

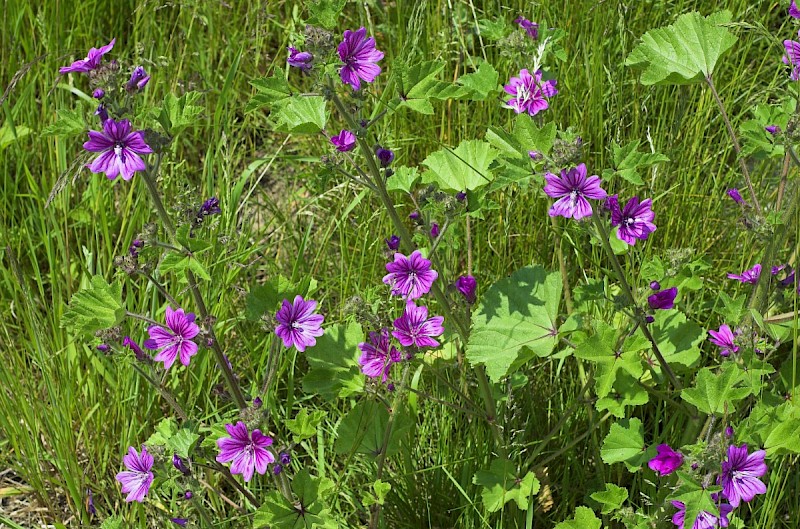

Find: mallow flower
<box><xmin>358</xmin><ymin>329</ymin><xmax>402</xmax><ymax>382</ymax></box>
<box><xmin>503</xmin><ymin>69</ymin><xmax>557</xmax><ymax>116</ymax></box>
<box><xmin>670</xmin><ymin>498</ymin><xmax>732</xmax><ymax>529</ymax></box>
<box><xmin>383</xmin><ymin>250</ymin><xmax>438</xmax><ymax>299</ymax></box>
<box><xmin>783</xmin><ymin>39</ymin><xmax>800</xmax><ymax>80</ymax></box>
<box><xmin>216</xmin><ymin>422</ymin><xmax>275</xmax><ymax>482</ymax></box>
<box><xmin>330</xmin><ymin>130</ymin><xmax>356</xmax><ymax>152</ymax></box>
<box><xmin>727</xmin><ymin>264</ymin><xmax>761</xmax><ymax>284</ymax></box>
<box><xmin>59</xmin><ymin>38</ymin><xmax>115</xmax><ymax>74</ymax></box>
<box><xmin>338</xmin><ymin>27</ymin><xmax>384</xmax><ymax>90</ymax></box>
<box><xmin>392</xmin><ymin>301</ymin><xmax>444</xmax><ymax>348</ymax></box>
<box><xmin>125</xmin><ymin>66</ymin><xmax>150</xmax><ymax>92</ymax></box>
<box><xmin>648</xmin><ymin>444</ymin><xmax>683</xmax><ymax>476</ymax></box>
<box><xmin>115</xmin><ymin>445</ymin><xmax>154</xmax><ymax>503</ymax></box>
<box><xmin>718</xmin><ymin>444</ymin><xmax>767</xmax><ymax>507</ymax></box>
<box><xmin>144</xmin><ymin>307</ymin><xmax>200</xmax><ymax>370</ymax></box>
<box><xmin>287</xmin><ymin>46</ymin><xmax>313</xmax><ymax>72</ymax></box>
<box><xmin>543</xmin><ymin>163</ymin><xmax>607</xmax><ymax>219</ymax></box>
<box><xmin>610</xmin><ymin>195</ymin><xmax>656</xmax><ymax>245</ymax></box>
<box><xmin>514</xmin><ymin>16</ymin><xmax>539</xmax><ymax>39</ymax></box>
<box><xmin>708</xmin><ymin>325</ymin><xmax>739</xmax><ymax>357</ymax></box>
<box><xmin>648</xmin><ymin>287</ymin><xmax>677</xmax><ymax>310</ymax></box>
<box><xmin>791</xmin><ymin>0</ymin><xmax>800</xmax><ymax>19</ymax></box>
<box><xmin>275</xmin><ymin>296</ymin><xmax>324</xmax><ymax>352</ymax></box>
<box><xmin>83</xmin><ymin>118</ymin><xmax>153</xmax><ymax>180</ymax></box>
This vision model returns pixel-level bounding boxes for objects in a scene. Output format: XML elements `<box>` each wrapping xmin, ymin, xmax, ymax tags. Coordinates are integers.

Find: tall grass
<box><xmin>1</xmin><ymin>0</ymin><xmax>798</xmax><ymax>527</ymax></box>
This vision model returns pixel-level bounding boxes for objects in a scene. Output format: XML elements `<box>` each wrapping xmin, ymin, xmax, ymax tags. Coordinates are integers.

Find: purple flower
<box><xmin>528</xmin><ymin>150</ymin><xmax>542</xmax><ymax>160</ymax></box>
<box><xmin>543</xmin><ymin>164</ymin><xmax>607</xmax><ymax>219</ymax></box>
<box><xmin>514</xmin><ymin>17</ymin><xmax>539</xmax><ymax>39</ymax></box>
<box><xmin>125</xmin><ymin>66</ymin><xmax>150</xmax><ymax>92</ymax></box>
<box><xmin>765</xmin><ymin>125</ymin><xmax>780</xmax><ymax>135</ymax></box>
<box><xmin>275</xmin><ymin>295</ymin><xmax>325</xmax><ymax>352</ymax></box>
<box><xmin>279</xmin><ymin>451</ymin><xmax>291</xmax><ymax>465</ymax></box>
<box><xmin>376</xmin><ymin>145</ymin><xmax>395</xmax><ymax>167</ymax></box>
<box><xmin>385</xmin><ymin>235</ymin><xmax>401</xmax><ymax>251</ymax></box>
<box><xmin>338</xmin><ymin>27</ymin><xmax>384</xmax><ymax>90</ymax></box>
<box><xmin>173</xmin><ymin>454</ymin><xmax>190</xmax><ymax>475</ymax></box>
<box><xmin>92</xmin><ymin>88</ymin><xmax>105</xmax><ymax>99</ymax></box>
<box><xmin>123</xmin><ymin>336</ymin><xmax>150</xmax><ymax>363</ymax></box>
<box><xmin>171</xmin><ymin>518</ymin><xmax>188</xmax><ymax>527</ymax></box>
<box><xmin>96</xmin><ymin>343</ymin><xmax>110</xmax><ymax>353</ymax></box>
<box><xmin>430</xmin><ymin>222</ymin><xmax>440</xmax><ymax>238</ymax></box>
<box><xmin>727</xmin><ymin>264</ymin><xmax>761</xmax><ymax>284</ymax></box>
<box><xmin>86</xmin><ymin>488</ymin><xmax>96</xmax><ymax>515</ymax></box>
<box><xmin>115</xmin><ymin>445</ymin><xmax>154</xmax><ymax>503</ymax></box>
<box><xmin>383</xmin><ymin>250</ymin><xmax>438</xmax><ymax>300</ymax></box>
<box><xmin>783</xmin><ymin>40</ymin><xmax>800</xmax><ymax>80</ymax></box>
<box><xmin>670</xmin><ymin>499</ymin><xmax>733</xmax><ymax>529</ymax></box>
<box><xmin>791</xmin><ymin>0</ymin><xmax>800</xmax><ymax>19</ymax></box>
<box><xmin>648</xmin><ymin>444</ymin><xmax>683</xmax><ymax>476</ymax></box>
<box><xmin>456</xmin><ymin>191</ymin><xmax>467</xmax><ymax>202</ymax></box>
<box><xmin>503</xmin><ymin>69</ymin><xmax>557</xmax><ymax>116</ymax></box>
<box><xmin>726</xmin><ymin>188</ymin><xmax>745</xmax><ymax>206</ymax></box>
<box><xmin>392</xmin><ymin>301</ymin><xmax>444</xmax><ymax>348</ymax></box>
<box><xmin>648</xmin><ymin>287</ymin><xmax>677</xmax><ymax>310</ymax></box>
<box><xmin>708</xmin><ymin>325</ymin><xmax>739</xmax><ymax>357</ymax></box>
<box><xmin>409</xmin><ymin>210</ymin><xmax>421</xmax><ymax>221</ymax></box>
<box><xmin>287</xmin><ymin>46</ymin><xmax>313</xmax><ymax>72</ymax></box>
<box><xmin>650</xmin><ymin>281</ymin><xmax>661</xmax><ymax>290</ymax></box>
<box><xmin>610</xmin><ymin>196</ymin><xmax>657</xmax><ymax>245</ymax></box>
<box><xmin>95</xmin><ymin>104</ymin><xmax>109</xmax><ymax>124</ymax></box>
<box><xmin>331</xmin><ymin>129</ymin><xmax>357</xmax><ymax>152</ymax></box>
<box><xmin>83</xmin><ymin>118</ymin><xmax>153</xmax><ymax>181</ymax></box>
<box><xmin>144</xmin><ymin>307</ymin><xmax>200</xmax><ymax>370</ymax></box>
<box><xmin>455</xmin><ymin>275</ymin><xmax>477</xmax><ymax>304</ymax></box>
<box><xmin>59</xmin><ymin>38</ymin><xmax>116</xmax><ymax>74</ymax></box>
<box><xmin>358</xmin><ymin>328</ymin><xmax>402</xmax><ymax>382</ymax></box>
<box><xmin>216</xmin><ymin>421</ymin><xmax>275</xmax><ymax>482</ymax></box>
<box><xmin>198</xmin><ymin>197</ymin><xmax>222</xmax><ymax>217</ymax></box>
<box><xmin>718</xmin><ymin>444</ymin><xmax>767</xmax><ymax>507</ymax></box>
<box><xmin>776</xmin><ymin>266</ymin><xmax>796</xmax><ymax>288</ymax></box>
<box><xmin>725</xmin><ymin>426</ymin><xmax>734</xmax><ymax>438</ymax></box>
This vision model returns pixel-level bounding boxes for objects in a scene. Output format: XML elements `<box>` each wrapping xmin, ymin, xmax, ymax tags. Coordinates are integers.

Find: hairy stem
<box><xmin>592</xmin><ymin>216</ymin><xmax>682</xmax><ymax>390</ymax></box>
<box><xmin>131</xmin><ymin>363</ymin><xmax>189</xmax><ymax>422</ymax></box>
<box><xmin>705</xmin><ymin>75</ymin><xmax>763</xmax><ymax>215</ymax></box>
<box><xmin>140</xmin><ymin>162</ymin><xmax>248</xmax><ymax>410</ymax></box>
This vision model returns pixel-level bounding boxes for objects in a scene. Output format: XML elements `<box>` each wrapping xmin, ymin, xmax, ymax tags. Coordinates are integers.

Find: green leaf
<box><xmin>159</xmin><ymin>91</ymin><xmax>203</xmax><ymax>136</ymax></box>
<box><xmin>302</xmin><ymin>322</ymin><xmax>364</xmax><ymax>400</ymax></box>
<box><xmin>681</xmin><ymin>364</ymin><xmax>751</xmax><ymax>415</ymax></box>
<box><xmin>554</xmin><ymin>506</ymin><xmax>602</xmax><ymax>529</ymax></box>
<box><xmin>625</xmin><ymin>11</ymin><xmax>737</xmax><ymax>85</ymax></box>
<box><xmin>714</xmin><ymin>291</ymin><xmax>747</xmax><ymax>323</ymax></box>
<box><xmin>61</xmin><ymin>275</ymin><xmax>126</xmax><ymax>336</ymax></box>
<box><xmin>0</xmin><ymin>122</ymin><xmax>32</xmax><ymax>149</ymax></box>
<box><xmin>167</xmin><ymin>428</ymin><xmax>200</xmax><ymax>459</ymax></box>
<box><xmin>422</xmin><ymin>140</ymin><xmax>498</xmax><ymax>192</ymax></box>
<box><xmin>574</xmin><ymin>322</ymin><xmax>644</xmax><ymax>399</ymax></box>
<box><xmin>286</xmin><ymin>408</ymin><xmax>327</xmax><ymax>443</ymax></box>
<box><xmin>591</xmin><ymin>483</ymin><xmax>628</xmax><ymax>515</ymax></box>
<box><xmin>364</xmin><ymin>479</ymin><xmax>392</xmax><ymax>507</ymax></box>
<box><xmin>100</xmin><ymin>516</ymin><xmax>123</xmax><ymax>529</ymax></box>
<box><xmin>603</xmin><ymin>140</ymin><xmax>669</xmax><ymax>185</ymax></box>
<box><xmin>146</xmin><ymin>417</ymin><xmax>178</xmax><ymax>447</ymax></box>
<box><xmin>247</xmin><ymin>70</ymin><xmax>293</xmax><ymax>112</ymax></box>
<box><xmin>764</xmin><ymin>416</ymin><xmax>800</xmax><ymax>455</ymax></box>
<box><xmin>397</xmin><ymin>61</ymin><xmax>467</xmax><ymax>114</ymax></box>
<box><xmin>600</xmin><ymin>418</ymin><xmax>655</xmax><ymax>472</ymax></box>
<box><xmin>472</xmin><ymin>459</ymin><xmax>540</xmax><ymax>512</ymax></box>
<box><xmin>669</xmin><ymin>476</ymin><xmax>720</xmax><ymax>529</ymax></box>
<box><xmin>466</xmin><ymin>265</ymin><xmax>562</xmax><ymax>382</ymax></box>
<box><xmin>386</xmin><ymin>166</ymin><xmax>420</xmax><ymax>193</ymax></box>
<box><xmin>513</xmin><ymin>116</ymin><xmax>556</xmax><ymax>157</ymax></box>
<box><xmin>477</xmin><ymin>18</ymin><xmax>508</xmax><ymax>41</ymax></box>
<box><xmin>646</xmin><ymin>309</ymin><xmax>704</xmax><ymax>373</ymax></box>
<box><xmin>159</xmin><ymin>251</ymin><xmax>211</xmax><ymax>282</ymax></box>
<box><xmin>596</xmin><ymin>373</ymin><xmax>649</xmax><ymax>418</ymax></box>
<box><xmin>335</xmin><ymin>400</ymin><xmax>412</xmax><ymax>458</ymax></box>
<box><xmin>273</xmin><ymin>96</ymin><xmax>328</xmax><ymax>133</ymax></box>
<box><xmin>176</xmin><ymin>225</ymin><xmax>213</xmax><ymax>254</ymax></box>
<box><xmin>42</xmin><ymin>108</ymin><xmax>86</xmax><ymax>137</ymax></box>
<box><xmin>254</xmin><ymin>470</ymin><xmax>338</xmax><ymax>529</ymax></box>
<box><xmin>456</xmin><ymin>62</ymin><xmax>499</xmax><ymax>101</ymax></box>
<box><xmin>306</xmin><ymin>0</ymin><xmax>346</xmax><ymax>29</ymax></box>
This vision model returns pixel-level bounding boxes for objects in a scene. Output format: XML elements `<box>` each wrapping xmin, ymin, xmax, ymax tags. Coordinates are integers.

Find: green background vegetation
<box><xmin>1</xmin><ymin>0</ymin><xmax>797</xmax><ymax>527</ymax></box>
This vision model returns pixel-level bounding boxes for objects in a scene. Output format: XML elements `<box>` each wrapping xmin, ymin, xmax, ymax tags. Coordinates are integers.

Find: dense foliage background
<box><xmin>1</xmin><ymin>0</ymin><xmax>797</xmax><ymax>527</ymax></box>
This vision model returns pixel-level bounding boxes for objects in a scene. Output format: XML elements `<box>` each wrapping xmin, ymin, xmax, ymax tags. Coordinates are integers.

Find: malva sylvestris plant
<box><xmin>47</xmin><ymin>6</ymin><xmax>800</xmax><ymax>528</ymax></box>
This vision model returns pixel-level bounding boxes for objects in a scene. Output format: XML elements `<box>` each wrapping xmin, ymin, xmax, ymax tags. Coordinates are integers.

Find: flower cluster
<box><xmin>646</xmin><ymin>442</ymin><xmax>767</xmax><ymax>529</ymax></box>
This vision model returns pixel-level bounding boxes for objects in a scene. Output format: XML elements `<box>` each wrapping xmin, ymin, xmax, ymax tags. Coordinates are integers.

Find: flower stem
<box><xmin>140</xmin><ymin>162</ymin><xmax>247</xmax><ymax>410</ymax></box>
<box><xmin>131</xmin><ymin>363</ymin><xmax>189</xmax><ymax>422</ymax></box>
<box><xmin>592</xmin><ymin>215</ymin><xmax>682</xmax><ymax>390</ymax></box>
<box><xmin>705</xmin><ymin>75</ymin><xmax>763</xmax><ymax>216</ymax></box>
<box><xmin>328</xmin><ymin>84</ymin><xmax>505</xmax><ymax>453</ymax></box>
